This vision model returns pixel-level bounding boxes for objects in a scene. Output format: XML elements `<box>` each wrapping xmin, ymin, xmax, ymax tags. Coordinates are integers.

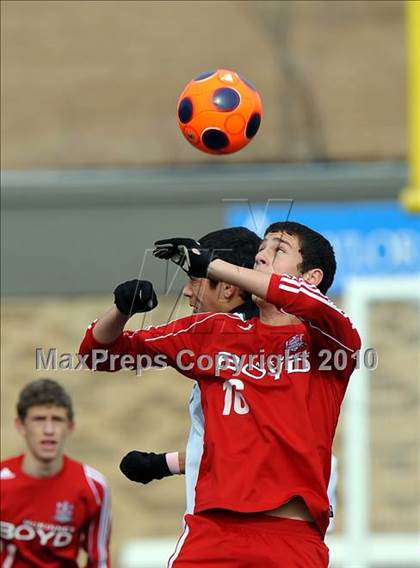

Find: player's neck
<box><xmin>227</xmin><ymin>297</ymin><xmax>246</xmax><ymax>313</ymax></box>
<box><xmin>21</xmin><ymin>452</ymin><xmax>64</xmax><ymax>478</ymax></box>
<box><xmin>258</xmin><ymin>303</ymin><xmax>300</xmax><ymax>326</ymax></box>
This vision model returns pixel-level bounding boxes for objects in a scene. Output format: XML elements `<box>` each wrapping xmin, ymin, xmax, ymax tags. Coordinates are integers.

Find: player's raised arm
<box><xmin>153</xmin><ymin>232</ymin><xmax>361</xmax><ymax>357</ymax></box>
<box><xmin>209</xmin><ymin>262</ymin><xmax>361</xmax><ymax>359</ymax></box>
<box><xmin>153</xmin><ymin>237</ymin><xmax>271</xmax><ymax>298</ymax></box>
<box><xmin>264</xmin><ymin>272</ymin><xmax>361</xmax><ymax>354</ymax></box>
<box><xmin>79</xmin><ymin>278</ymin><xmax>222</xmax><ymax>373</ymax></box>
<box><xmin>79</xmin><ymin>279</ymin><xmax>158</xmax><ymax>371</ymax></box>
<box><xmin>209</xmin><ymin>253</ymin><xmax>361</xmax><ymax>357</ymax></box>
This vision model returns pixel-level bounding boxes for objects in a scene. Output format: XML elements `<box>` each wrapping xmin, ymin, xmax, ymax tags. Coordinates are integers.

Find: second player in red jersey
<box><xmin>1</xmin><ymin>379</ymin><xmax>111</xmax><ymax>568</ymax></box>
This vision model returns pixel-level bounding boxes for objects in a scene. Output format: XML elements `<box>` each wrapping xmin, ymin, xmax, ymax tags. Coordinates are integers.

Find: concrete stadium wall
<box><xmin>1</xmin><ymin>162</ymin><xmax>406</xmax><ymax>295</ymax></box>
<box><xmin>1</xmin><ymin>0</ymin><xmax>405</xmax><ymax>168</ymax></box>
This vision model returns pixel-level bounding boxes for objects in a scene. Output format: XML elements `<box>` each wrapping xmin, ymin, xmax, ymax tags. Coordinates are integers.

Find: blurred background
<box><xmin>1</xmin><ymin>1</ymin><xmax>419</xmax><ymax>566</ymax></box>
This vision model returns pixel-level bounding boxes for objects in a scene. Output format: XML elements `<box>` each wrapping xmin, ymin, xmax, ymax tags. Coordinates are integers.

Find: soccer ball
<box><xmin>177</xmin><ymin>69</ymin><xmax>263</xmax><ymax>155</ymax></box>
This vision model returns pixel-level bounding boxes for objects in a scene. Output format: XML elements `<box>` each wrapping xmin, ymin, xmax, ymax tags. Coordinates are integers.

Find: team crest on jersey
<box><xmin>0</xmin><ymin>467</ymin><xmax>16</xmax><ymax>479</ymax></box>
<box><xmin>54</xmin><ymin>501</ymin><xmax>74</xmax><ymax>523</ymax></box>
<box><xmin>285</xmin><ymin>333</ymin><xmax>306</xmax><ymax>353</ymax></box>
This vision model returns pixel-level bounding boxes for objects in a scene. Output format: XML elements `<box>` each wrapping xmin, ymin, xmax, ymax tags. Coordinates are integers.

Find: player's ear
<box><xmin>221</xmin><ymin>283</ymin><xmax>237</xmax><ymax>300</ymax></box>
<box><xmin>303</xmin><ymin>268</ymin><xmax>323</xmax><ymax>289</ymax></box>
<box><xmin>15</xmin><ymin>416</ymin><xmax>26</xmax><ymax>435</ymax></box>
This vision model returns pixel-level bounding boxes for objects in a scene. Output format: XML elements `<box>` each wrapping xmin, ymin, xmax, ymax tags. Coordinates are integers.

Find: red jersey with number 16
<box><xmin>0</xmin><ymin>454</ymin><xmax>110</xmax><ymax>567</ymax></box>
<box><xmin>80</xmin><ymin>273</ymin><xmax>361</xmax><ymax>537</ymax></box>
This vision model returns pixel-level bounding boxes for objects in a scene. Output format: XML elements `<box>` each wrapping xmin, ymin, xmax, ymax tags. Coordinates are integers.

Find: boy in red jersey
<box><xmin>119</xmin><ymin>227</ymin><xmax>260</xmax><ymax>508</ymax></box>
<box><xmin>0</xmin><ymin>379</ymin><xmax>111</xmax><ymax>567</ymax></box>
<box><xmin>79</xmin><ymin>221</ymin><xmax>361</xmax><ymax>567</ymax></box>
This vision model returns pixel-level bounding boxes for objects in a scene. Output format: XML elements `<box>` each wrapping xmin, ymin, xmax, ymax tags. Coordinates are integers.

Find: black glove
<box><xmin>153</xmin><ymin>237</ymin><xmax>213</xmax><ymax>278</ymax></box>
<box><xmin>119</xmin><ymin>451</ymin><xmax>172</xmax><ymax>484</ymax></box>
<box><xmin>114</xmin><ymin>280</ymin><xmax>158</xmax><ymax>316</ymax></box>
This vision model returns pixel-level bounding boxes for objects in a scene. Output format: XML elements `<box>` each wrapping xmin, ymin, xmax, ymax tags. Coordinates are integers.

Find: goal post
<box><xmin>400</xmin><ymin>0</ymin><xmax>420</xmax><ymax>212</ymax></box>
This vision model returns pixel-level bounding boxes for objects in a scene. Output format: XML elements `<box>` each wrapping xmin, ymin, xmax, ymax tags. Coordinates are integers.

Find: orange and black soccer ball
<box><xmin>177</xmin><ymin>69</ymin><xmax>263</xmax><ymax>155</ymax></box>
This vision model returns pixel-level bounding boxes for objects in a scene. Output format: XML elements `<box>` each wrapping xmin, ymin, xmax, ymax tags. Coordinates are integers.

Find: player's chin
<box><xmin>36</xmin><ymin>446</ymin><xmax>60</xmax><ymax>461</ymax></box>
<box><xmin>36</xmin><ymin>453</ymin><xmax>60</xmax><ymax>464</ymax></box>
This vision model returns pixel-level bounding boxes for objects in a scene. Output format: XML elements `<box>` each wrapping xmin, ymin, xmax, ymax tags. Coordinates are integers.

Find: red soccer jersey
<box><xmin>0</xmin><ymin>454</ymin><xmax>110</xmax><ymax>567</ymax></box>
<box><xmin>79</xmin><ymin>273</ymin><xmax>361</xmax><ymax>537</ymax></box>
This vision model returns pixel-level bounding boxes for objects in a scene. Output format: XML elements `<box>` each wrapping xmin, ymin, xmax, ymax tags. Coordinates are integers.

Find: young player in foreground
<box><xmin>79</xmin><ymin>221</ymin><xmax>361</xmax><ymax>567</ymax></box>
<box><xmin>120</xmin><ymin>227</ymin><xmax>260</xmax><ymax>514</ymax></box>
<box><xmin>0</xmin><ymin>379</ymin><xmax>111</xmax><ymax>567</ymax></box>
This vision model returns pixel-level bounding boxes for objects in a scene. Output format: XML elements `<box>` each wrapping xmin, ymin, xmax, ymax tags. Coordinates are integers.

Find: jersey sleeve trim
<box><xmin>267</xmin><ymin>273</ymin><xmax>361</xmax><ymax>354</ymax></box>
<box><xmin>276</xmin><ymin>275</ymin><xmax>342</xmax><ymax>314</ymax></box>
<box><xmin>83</xmin><ymin>465</ymin><xmax>111</xmax><ymax>567</ymax></box>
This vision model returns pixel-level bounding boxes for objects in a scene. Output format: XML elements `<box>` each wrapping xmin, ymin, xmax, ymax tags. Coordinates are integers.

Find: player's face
<box><xmin>16</xmin><ymin>404</ymin><xmax>74</xmax><ymax>463</ymax></box>
<box><xmin>183</xmin><ymin>277</ymin><xmax>226</xmax><ymax>313</ymax></box>
<box><xmin>254</xmin><ymin>232</ymin><xmax>303</xmax><ymax>276</ymax></box>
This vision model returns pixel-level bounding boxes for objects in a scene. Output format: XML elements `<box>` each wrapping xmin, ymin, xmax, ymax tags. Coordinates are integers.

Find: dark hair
<box><xmin>199</xmin><ymin>227</ymin><xmax>261</xmax><ymax>299</ymax></box>
<box><xmin>17</xmin><ymin>379</ymin><xmax>74</xmax><ymax>421</ymax></box>
<box><xmin>264</xmin><ymin>221</ymin><xmax>336</xmax><ymax>294</ymax></box>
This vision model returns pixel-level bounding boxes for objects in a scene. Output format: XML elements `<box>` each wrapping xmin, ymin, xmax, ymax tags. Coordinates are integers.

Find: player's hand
<box><xmin>119</xmin><ymin>451</ymin><xmax>172</xmax><ymax>484</ymax></box>
<box><xmin>114</xmin><ymin>280</ymin><xmax>158</xmax><ymax>316</ymax></box>
<box><xmin>153</xmin><ymin>237</ymin><xmax>213</xmax><ymax>278</ymax></box>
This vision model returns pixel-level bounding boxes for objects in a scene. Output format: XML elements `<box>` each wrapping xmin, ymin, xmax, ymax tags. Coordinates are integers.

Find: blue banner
<box><xmin>225</xmin><ymin>200</ymin><xmax>420</xmax><ymax>293</ymax></box>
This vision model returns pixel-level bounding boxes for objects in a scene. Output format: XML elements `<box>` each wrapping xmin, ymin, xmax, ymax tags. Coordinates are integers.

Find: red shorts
<box><xmin>168</xmin><ymin>510</ymin><xmax>329</xmax><ymax>567</ymax></box>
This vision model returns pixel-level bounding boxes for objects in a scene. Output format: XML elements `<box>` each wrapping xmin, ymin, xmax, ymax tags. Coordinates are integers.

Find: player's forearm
<box><xmin>178</xmin><ymin>451</ymin><xmax>186</xmax><ymax>474</ymax></box>
<box><xmin>93</xmin><ymin>306</ymin><xmax>130</xmax><ymax>344</ymax></box>
<box><xmin>120</xmin><ymin>450</ymin><xmax>184</xmax><ymax>483</ymax></box>
<box><xmin>208</xmin><ymin>259</ymin><xmax>271</xmax><ymax>299</ymax></box>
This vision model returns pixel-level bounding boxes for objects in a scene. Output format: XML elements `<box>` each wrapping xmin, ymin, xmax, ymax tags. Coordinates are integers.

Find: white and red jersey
<box><xmin>0</xmin><ymin>454</ymin><xmax>110</xmax><ymax>568</ymax></box>
<box><xmin>80</xmin><ymin>273</ymin><xmax>361</xmax><ymax>537</ymax></box>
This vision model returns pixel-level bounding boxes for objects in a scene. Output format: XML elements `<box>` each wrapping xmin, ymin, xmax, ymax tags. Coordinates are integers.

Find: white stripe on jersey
<box><xmin>279</xmin><ymin>282</ymin><xmax>346</xmax><ymax>317</ymax></box>
<box><xmin>167</xmin><ymin>523</ymin><xmax>190</xmax><ymax>568</ymax></box>
<box><xmin>278</xmin><ymin>283</ymin><xmax>357</xmax><ymax>351</ymax></box>
<box><xmin>2</xmin><ymin>544</ymin><xmax>17</xmax><ymax>568</ymax></box>
<box><xmin>327</xmin><ymin>455</ymin><xmax>338</xmax><ymax>533</ymax></box>
<box><xmin>281</xmin><ymin>274</ymin><xmax>328</xmax><ymax>297</ymax></box>
<box><xmin>274</xmin><ymin>275</ymin><xmax>359</xmax><ymax>352</ymax></box>
<box><xmin>144</xmin><ymin>312</ymin><xmax>243</xmax><ymax>343</ymax></box>
<box><xmin>84</xmin><ymin>465</ymin><xmax>102</xmax><ymax>505</ymax></box>
<box><xmin>280</xmin><ymin>275</ymin><xmax>354</xmax><ymax>319</ymax></box>
<box><xmin>144</xmin><ymin>310</ymin><xmax>245</xmax><ymax>333</ymax></box>
<box><xmin>83</xmin><ymin>465</ymin><xmax>110</xmax><ymax>568</ymax></box>
<box><xmin>308</xmin><ymin>321</ymin><xmax>357</xmax><ymax>353</ymax></box>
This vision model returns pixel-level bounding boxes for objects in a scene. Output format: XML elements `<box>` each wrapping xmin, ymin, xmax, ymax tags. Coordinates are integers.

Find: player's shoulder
<box><xmin>65</xmin><ymin>457</ymin><xmax>108</xmax><ymax>505</ymax></box>
<box><xmin>195</xmin><ymin>311</ymin><xmax>245</xmax><ymax>323</ymax></box>
<box><xmin>189</xmin><ymin>311</ymin><xmax>248</xmax><ymax>331</ymax></box>
<box><xmin>82</xmin><ymin>463</ymin><xmax>108</xmax><ymax>487</ymax></box>
<box><xmin>64</xmin><ymin>456</ymin><xmax>108</xmax><ymax>487</ymax></box>
<box><xmin>145</xmin><ymin>311</ymin><xmax>244</xmax><ymax>336</ymax></box>
<box><xmin>82</xmin><ymin>463</ymin><xmax>109</xmax><ymax>508</ymax></box>
<box><xmin>0</xmin><ymin>454</ymin><xmax>22</xmax><ymax>480</ymax></box>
